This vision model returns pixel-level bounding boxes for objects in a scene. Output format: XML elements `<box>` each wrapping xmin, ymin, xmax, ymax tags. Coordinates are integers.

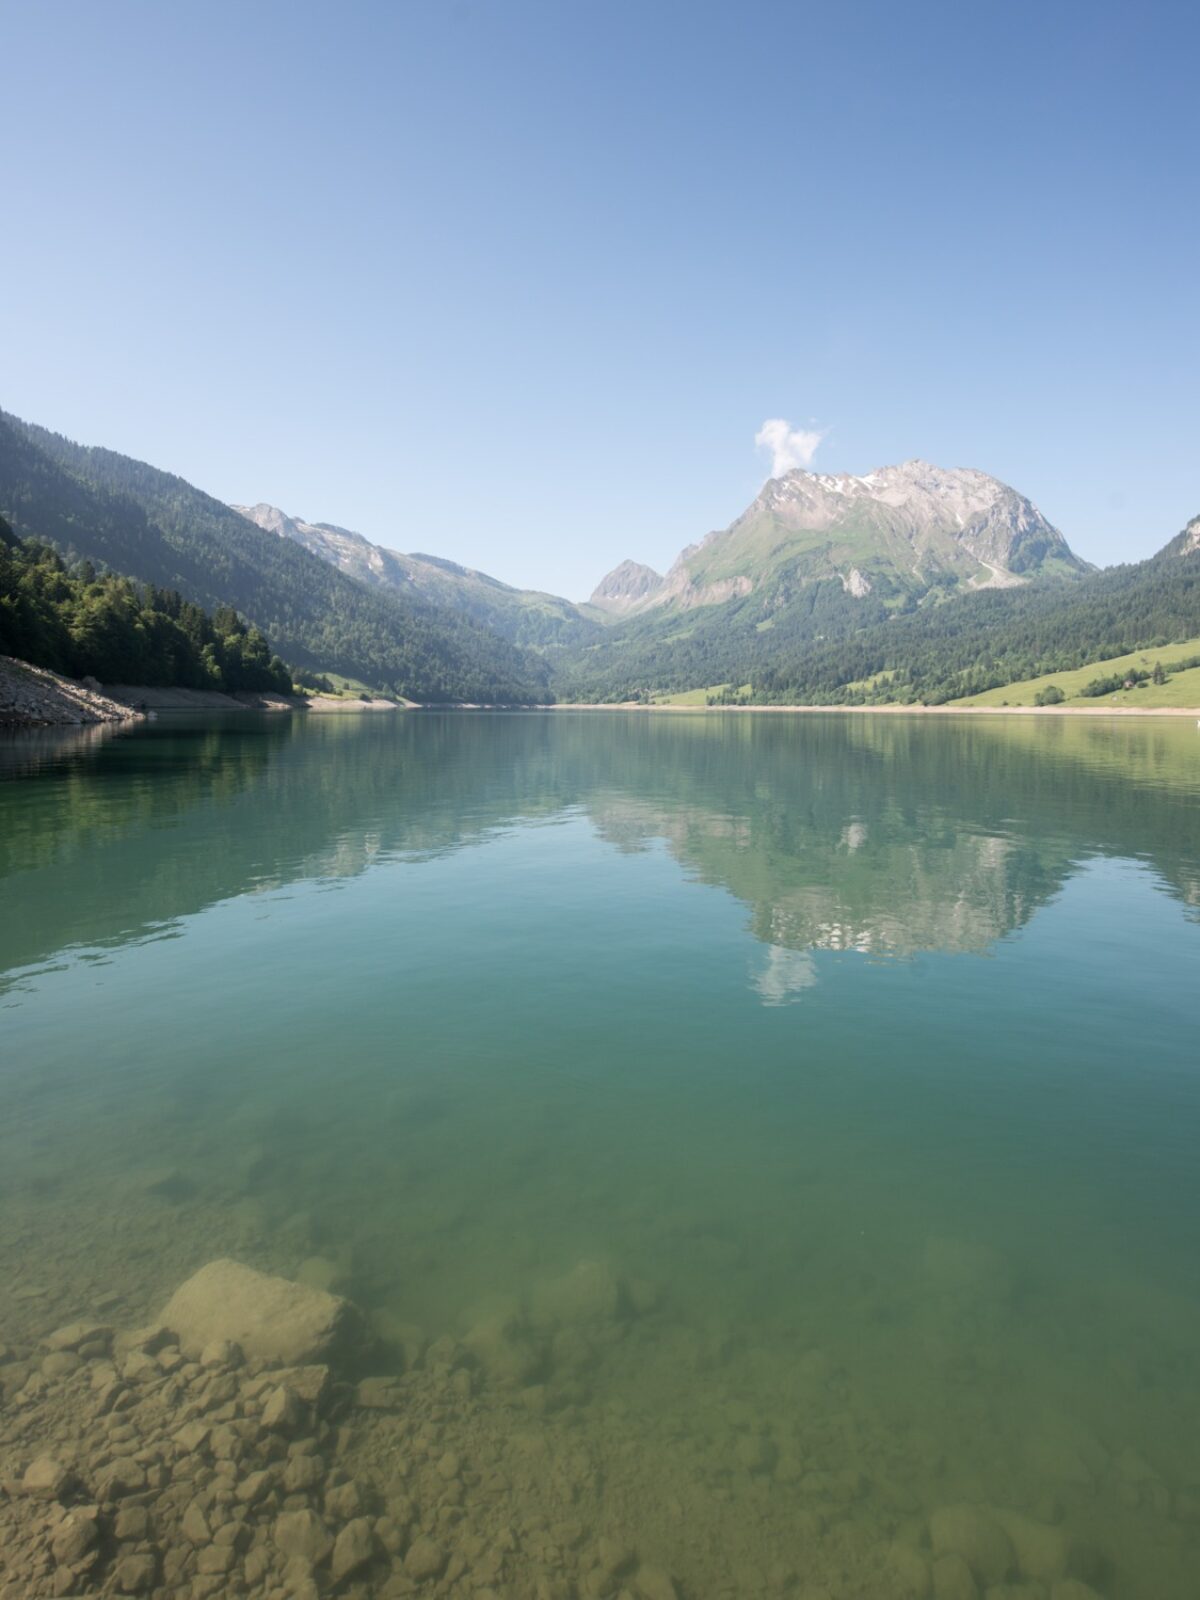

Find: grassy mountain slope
<box><xmin>233</xmin><ymin>503</ymin><xmax>598</xmax><ymax>650</ymax></box>
<box><xmin>675</xmin><ymin>465</ymin><xmax>1087</xmax><ymax>602</ymax></box>
<box><xmin>951</xmin><ymin>635</ymin><xmax>1200</xmax><ymax>708</ymax></box>
<box><xmin>0</xmin><ymin>413</ymin><xmax>549</xmax><ymax>702</ymax></box>
<box><xmin>559</xmin><ymin>463</ymin><xmax>1091</xmax><ymax>700</ymax></box>
<box><xmin>745</xmin><ymin>519</ymin><xmax>1200</xmax><ymax>705</ymax></box>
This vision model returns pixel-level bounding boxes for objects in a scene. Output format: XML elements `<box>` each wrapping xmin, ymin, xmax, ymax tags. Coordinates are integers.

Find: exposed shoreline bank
<box><xmin>104</xmin><ymin>686</ymin><xmax>406</xmax><ymax>714</ymax></box>
<box><xmin>0</xmin><ymin>659</ymin><xmax>413</xmax><ymax>727</ymax></box>
<box><xmin>0</xmin><ymin>656</ymin><xmax>143</xmax><ymax>728</ymax></box>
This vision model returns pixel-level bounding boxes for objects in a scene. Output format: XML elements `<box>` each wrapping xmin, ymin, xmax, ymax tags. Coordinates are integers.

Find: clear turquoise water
<box><xmin>2</xmin><ymin>710</ymin><xmax>1199</xmax><ymax>1596</ymax></box>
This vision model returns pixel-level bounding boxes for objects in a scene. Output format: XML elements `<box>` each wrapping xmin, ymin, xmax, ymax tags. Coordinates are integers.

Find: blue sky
<box><xmin>5</xmin><ymin>0</ymin><xmax>1197</xmax><ymax>598</ymax></box>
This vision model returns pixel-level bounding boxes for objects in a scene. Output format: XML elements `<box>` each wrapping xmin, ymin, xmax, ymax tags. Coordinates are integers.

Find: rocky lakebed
<box><xmin>0</xmin><ymin>1249</ymin><xmax>1144</xmax><ymax>1600</ymax></box>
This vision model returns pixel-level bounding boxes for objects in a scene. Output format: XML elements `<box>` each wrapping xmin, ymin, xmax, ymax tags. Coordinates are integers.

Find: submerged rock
<box><xmin>113</xmin><ymin>1552</ymin><xmax>157</xmax><ymax>1592</ymax></box>
<box><xmin>50</xmin><ymin>1507</ymin><xmax>99</xmax><ymax>1566</ymax></box>
<box><xmin>356</xmin><ymin>1374</ymin><xmax>404</xmax><ymax>1410</ymax></box>
<box><xmin>262</xmin><ymin>1382</ymin><xmax>305</xmax><ymax>1433</ymax></box>
<box><xmin>463</xmin><ymin>1313</ymin><xmax>544</xmax><ymax>1387</ymax></box>
<box><xmin>993</xmin><ymin>1509</ymin><xmax>1075</xmax><ymax>1583</ymax></box>
<box><xmin>1027</xmin><ymin>1417</ymin><xmax>1109</xmax><ymax>1488</ymax></box>
<box><xmin>530</xmin><ymin>1259</ymin><xmax>628</xmax><ymax>1328</ymax></box>
<box><xmin>887</xmin><ymin>1541</ymin><xmax>932</xmax><ymax>1598</ymax></box>
<box><xmin>331</xmin><ymin>1516</ymin><xmax>377</xmax><ymax>1581</ymax></box>
<box><xmin>44</xmin><ymin>1320</ymin><xmax>112</xmax><ymax>1354</ymax></box>
<box><xmin>635</xmin><ymin>1564</ymin><xmax>679</xmax><ymax>1600</ymax></box>
<box><xmin>930</xmin><ymin>1505</ymin><xmax>1014</xmax><ymax>1585</ymax></box>
<box><xmin>181</xmin><ymin>1499</ymin><xmax>211</xmax><ymax>1545</ymax></box>
<box><xmin>21</xmin><ymin>1455</ymin><xmax>71</xmax><ymax>1500</ymax></box>
<box><xmin>274</xmin><ymin>1508</ymin><xmax>334</xmax><ymax>1565</ymax></box>
<box><xmin>159</xmin><ymin>1258</ymin><xmax>365</xmax><ymax>1366</ymax></box>
<box><xmin>405</xmin><ymin>1533</ymin><xmax>448</xmax><ymax>1580</ymax></box>
<box><xmin>932</xmin><ymin>1553</ymin><xmax>979</xmax><ymax>1600</ymax></box>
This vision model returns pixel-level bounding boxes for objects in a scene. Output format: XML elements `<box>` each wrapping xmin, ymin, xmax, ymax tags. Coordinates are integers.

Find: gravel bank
<box><xmin>0</xmin><ymin>657</ymin><xmax>142</xmax><ymax>729</ymax></box>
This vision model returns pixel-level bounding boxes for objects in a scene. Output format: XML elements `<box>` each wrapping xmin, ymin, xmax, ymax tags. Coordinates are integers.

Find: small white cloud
<box><xmin>755</xmin><ymin>417</ymin><xmax>826</xmax><ymax>477</ymax></box>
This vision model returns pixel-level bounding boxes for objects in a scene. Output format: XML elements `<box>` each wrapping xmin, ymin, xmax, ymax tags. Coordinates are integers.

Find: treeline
<box><xmin>0</xmin><ymin>519</ymin><xmax>293</xmax><ymax>693</ymax></box>
<box><xmin>746</xmin><ymin>532</ymin><xmax>1200</xmax><ymax>705</ymax></box>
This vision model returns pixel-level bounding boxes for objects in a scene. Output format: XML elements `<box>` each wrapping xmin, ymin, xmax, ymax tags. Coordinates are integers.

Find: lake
<box><xmin>2</xmin><ymin>710</ymin><xmax>1199</xmax><ymax>1599</ymax></box>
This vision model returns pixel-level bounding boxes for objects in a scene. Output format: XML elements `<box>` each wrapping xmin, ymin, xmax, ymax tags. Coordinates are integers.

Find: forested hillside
<box><xmin>0</xmin><ymin>413</ymin><xmax>550</xmax><ymax>703</ymax></box>
<box><xmin>557</xmin><ymin>570</ymin><xmax>900</xmax><ymax>701</ymax></box>
<box><xmin>0</xmin><ymin>518</ymin><xmax>292</xmax><ymax>693</ymax></box>
<box><xmin>746</xmin><ymin>523</ymin><xmax>1200</xmax><ymax>705</ymax></box>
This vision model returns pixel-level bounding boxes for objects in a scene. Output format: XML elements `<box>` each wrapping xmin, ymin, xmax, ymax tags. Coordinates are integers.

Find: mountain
<box><xmin>587</xmin><ymin>560</ymin><xmax>665</xmax><ymax>618</ymax></box>
<box><xmin>232</xmin><ymin>502</ymin><xmax>597</xmax><ymax>650</ymax></box>
<box><xmin>559</xmin><ymin>461</ymin><xmax>1093</xmax><ymax>700</ymax></box>
<box><xmin>0</xmin><ymin>412</ymin><xmax>550</xmax><ymax>703</ymax></box>
<box><xmin>1159</xmin><ymin>514</ymin><xmax>1200</xmax><ymax>559</ymax></box>
<box><xmin>606</xmin><ymin>460</ymin><xmax>1090</xmax><ymax>616</ymax></box>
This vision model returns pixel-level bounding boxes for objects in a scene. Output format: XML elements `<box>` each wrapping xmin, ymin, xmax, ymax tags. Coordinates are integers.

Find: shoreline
<box><xmin>540</xmin><ymin>701</ymin><xmax>1200</xmax><ymax>717</ymax></box>
<box><xmin>0</xmin><ymin>661</ymin><xmax>413</xmax><ymax>728</ymax></box>
<box><xmin>105</xmin><ymin>685</ymin><xmax>405</xmax><ymax>714</ymax></box>
<box><xmin>5</xmin><ymin>652</ymin><xmax>1198</xmax><ymax>727</ymax></box>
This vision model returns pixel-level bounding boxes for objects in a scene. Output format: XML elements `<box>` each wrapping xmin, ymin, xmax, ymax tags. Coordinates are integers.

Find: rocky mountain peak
<box><xmin>588</xmin><ymin>560</ymin><xmax>665</xmax><ymax>616</ymax></box>
<box><xmin>612</xmin><ymin>460</ymin><xmax>1089</xmax><ymax>619</ymax></box>
<box><xmin>233</xmin><ymin>502</ymin><xmax>296</xmax><ymax>539</ymax></box>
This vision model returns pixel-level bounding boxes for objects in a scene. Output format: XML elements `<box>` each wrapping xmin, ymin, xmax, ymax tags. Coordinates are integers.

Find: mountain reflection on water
<box><xmin>2</xmin><ymin>710</ymin><xmax>1198</xmax><ymax>988</ymax></box>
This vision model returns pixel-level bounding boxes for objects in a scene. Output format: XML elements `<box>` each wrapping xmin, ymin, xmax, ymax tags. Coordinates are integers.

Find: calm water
<box><xmin>2</xmin><ymin>710</ymin><xmax>1200</xmax><ymax>1596</ymax></box>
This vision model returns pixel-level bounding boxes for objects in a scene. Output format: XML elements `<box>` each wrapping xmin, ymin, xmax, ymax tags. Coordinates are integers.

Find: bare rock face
<box><xmin>159</xmin><ymin>1259</ymin><xmax>364</xmax><ymax>1367</ymax></box>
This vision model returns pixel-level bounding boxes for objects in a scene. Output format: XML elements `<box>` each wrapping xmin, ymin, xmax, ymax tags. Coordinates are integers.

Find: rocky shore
<box><xmin>0</xmin><ymin>658</ymin><xmax>410</xmax><ymax>728</ymax></box>
<box><xmin>0</xmin><ymin>1257</ymin><xmax>1123</xmax><ymax>1600</ymax></box>
<box><xmin>0</xmin><ymin>657</ymin><xmax>142</xmax><ymax>729</ymax></box>
<box><xmin>102</xmin><ymin>686</ymin><xmax>301</xmax><ymax>714</ymax></box>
